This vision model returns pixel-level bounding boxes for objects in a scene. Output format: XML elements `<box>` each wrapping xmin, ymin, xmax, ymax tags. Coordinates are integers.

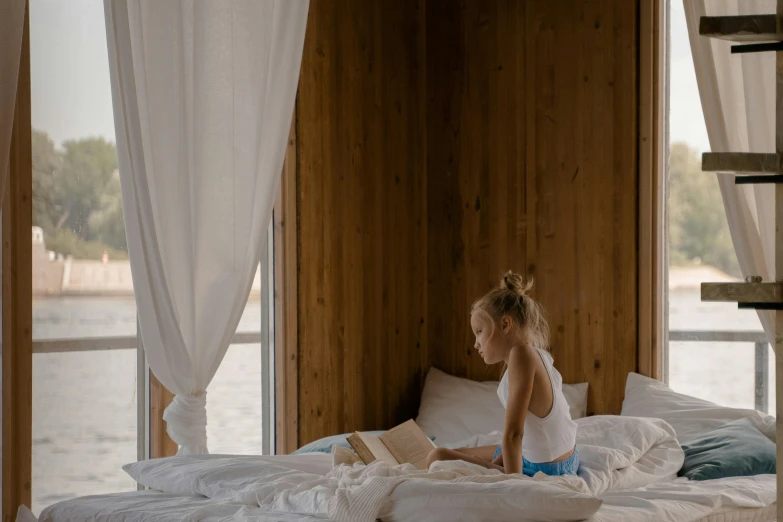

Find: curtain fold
<box><xmin>104</xmin><ymin>0</ymin><xmax>309</xmax><ymax>455</ymax></box>
<box><xmin>0</xmin><ymin>0</ymin><xmax>26</xmax><ymax>205</ymax></box>
<box><xmin>684</xmin><ymin>0</ymin><xmax>776</xmax><ymax>344</ymax></box>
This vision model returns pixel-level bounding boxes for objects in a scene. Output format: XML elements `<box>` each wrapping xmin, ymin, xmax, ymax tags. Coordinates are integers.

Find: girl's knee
<box><xmin>426</xmin><ymin>447</ymin><xmax>455</xmax><ymax>467</ymax></box>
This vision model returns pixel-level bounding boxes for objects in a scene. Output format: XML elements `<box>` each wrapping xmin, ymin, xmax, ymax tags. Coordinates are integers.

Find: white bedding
<box><xmin>35</xmin><ymin>475</ymin><xmax>777</xmax><ymax>522</ymax></box>
<box><xmin>33</xmin><ymin>416</ymin><xmax>777</xmax><ymax>522</ymax></box>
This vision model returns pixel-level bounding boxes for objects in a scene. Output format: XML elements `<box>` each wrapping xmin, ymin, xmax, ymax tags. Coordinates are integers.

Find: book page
<box><xmin>356</xmin><ymin>432</ymin><xmax>399</xmax><ymax>467</ymax></box>
<box><xmin>379</xmin><ymin>419</ymin><xmax>435</xmax><ymax>470</ymax></box>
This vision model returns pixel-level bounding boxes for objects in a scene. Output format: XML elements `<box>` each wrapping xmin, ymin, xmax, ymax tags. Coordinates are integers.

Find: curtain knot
<box><xmin>163</xmin><ymin>391</ymin><xmax>208</xmax><ymax>455</ymax></box>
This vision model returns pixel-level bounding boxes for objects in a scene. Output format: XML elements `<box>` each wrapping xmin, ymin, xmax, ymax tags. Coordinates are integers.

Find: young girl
<box><xmin>426</xmin><ymin>272</ymin><xmax>579</xmax><ymax>476</ymax></box>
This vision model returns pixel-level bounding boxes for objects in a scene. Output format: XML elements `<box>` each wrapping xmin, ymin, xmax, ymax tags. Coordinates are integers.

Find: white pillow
<box><xmin>124</xmin><ymin>454</ymin><xmax>332</xmax><ymax>502</ymax></box>
<box><xmin>562</xmin><ymin>381</ymin><xmax>589</xmax><ymax>420</ymax></box>
<box><xmin>621</xmin><ymin>372</ymin><xmax>775</xmax><ymax>444</ymax></box>
<box><xmin>416</xmin><ymin>367</ymin><xmax>589</xmax><ymax>445</ymax></box>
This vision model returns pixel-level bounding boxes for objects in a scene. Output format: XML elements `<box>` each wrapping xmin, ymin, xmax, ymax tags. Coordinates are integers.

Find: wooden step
<box><xmin>700</xmin><ymin>15</ymin><xmax>781</xmax><ymax>42</ymax></box>
<box><xmin>702</xmin><ymin>152</ymin><xmax>778</xmax><ymax>174</ymax></box>
<box><xmin>701</xmin><ymin>282</ymin><xmax>783</xmax><ymax>303</ymax></box>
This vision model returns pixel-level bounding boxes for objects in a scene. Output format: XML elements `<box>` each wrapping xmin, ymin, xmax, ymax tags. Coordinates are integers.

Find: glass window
<box><xmin>30</xmin><ymin>0</ymin><xmax>136</xmax><ymax>513</ymax></box>
<box><xmin>30</xmin><ymin>3</ymin><xmax>273</xmax><ymax>511</ymax></box>
<box><xmin>667</xmin><ymin>1</ymin><xmax>774</xmax><ymax>414</ymax></box>
<box><xmin>207</xmin><ymin>221</ymin><xmax>274</xmax><ymax>455</ymax></box>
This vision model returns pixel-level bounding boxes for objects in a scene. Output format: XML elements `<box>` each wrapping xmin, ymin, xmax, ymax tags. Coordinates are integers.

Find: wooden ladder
<box><xmin>699</xmin><ymin>6</ymin><xmax>783</xmax><ymax>519</ymax></box>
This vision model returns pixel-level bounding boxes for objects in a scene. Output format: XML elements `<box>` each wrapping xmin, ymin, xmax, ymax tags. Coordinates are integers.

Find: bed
<box><xmin>25</xmin><ymin>371</ymin><xmax>778</xmax><ymax>522</ymax></box>
<box><xmin>32</xmin><ymin>460</ymin><xmax>777</xmax><ymax>522</ymax></box>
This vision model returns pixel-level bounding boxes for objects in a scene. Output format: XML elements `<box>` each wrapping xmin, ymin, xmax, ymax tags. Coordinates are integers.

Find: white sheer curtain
<box><xmin>0</xmin><ymin>0</ymin><xmax>25</xmax><ymax>205</ymax></box>
<box><xmin>685</xmin><ymin>0</ymin><xmax>776</xmax><ymax>343</ymax></box>
<box><xmin>104</xmin><ymin>0</ymin><xmax>309</xmax><ymax>455</ymax></box>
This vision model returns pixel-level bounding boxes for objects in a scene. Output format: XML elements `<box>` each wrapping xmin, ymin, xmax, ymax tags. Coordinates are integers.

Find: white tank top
<box><xmin>497</xmin><ymin>347</ymin><xmax>578</xmax><ymax>463</ymax></box>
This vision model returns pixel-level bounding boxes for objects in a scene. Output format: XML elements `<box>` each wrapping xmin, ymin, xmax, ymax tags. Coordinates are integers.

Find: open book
<box><xmin>346</xmin><ymin>419</ymin><xmax>436</xmax><ymax>470</ymax></box>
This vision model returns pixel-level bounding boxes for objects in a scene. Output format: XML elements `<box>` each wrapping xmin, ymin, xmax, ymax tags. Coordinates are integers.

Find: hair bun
<box><xmin>501</xmin><ymin>271</ymin><xmax>534</xmax><ymax>296</ymax></box>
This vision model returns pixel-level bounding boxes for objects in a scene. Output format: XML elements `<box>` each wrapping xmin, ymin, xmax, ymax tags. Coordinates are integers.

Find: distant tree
<box><xmin>58</xmin><ymin>137</ymin><xmax>119</xmax><ymax>239</ymax></box>
<box><xmin>31</xmin><ymin>130</ymin><xmax>63</xmax><ymax>233</ymax></box>
<box><xmin>31</xmin><ymin>130</ymin><xmax>128</xmax><ymax>259</ymax></box>
<box><xmin>668</xmin><ymin>142</ymin><xmax>740</xmax><ymax>277</ymax></box>
<box><xmin>88</xmin><ymin>170</ymin><xmax>127</xmax><ymax>251</ymax></box>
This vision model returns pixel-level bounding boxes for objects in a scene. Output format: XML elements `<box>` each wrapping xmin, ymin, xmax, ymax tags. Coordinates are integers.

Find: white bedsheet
<box><xmin>34</xmin><ymin>475</ymin><xmax>777</xmax><ymax>522</ymax></box>
<box><xmin>596</xmin><ymin>476</ymin><xmax>777</xmax><ymax>521</ymax></box>
<box><xmin>37</xmin><ymin>491</ymin><xmax>228</xmax><ymax>522</ymax></box>
<box><xmin>31</xmin><ymin>416</ymin><xmax>777</xmax><ymax>522</ymax></box>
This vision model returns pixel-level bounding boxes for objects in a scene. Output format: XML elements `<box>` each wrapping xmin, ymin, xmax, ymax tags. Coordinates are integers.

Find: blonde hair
<box><xmin>471</xmin><ymin>271</ymin><xmax>550</xmax><ymax>351</ymax></box>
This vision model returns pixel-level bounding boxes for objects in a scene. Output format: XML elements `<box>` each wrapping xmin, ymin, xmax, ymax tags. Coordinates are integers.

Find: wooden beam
<box><xmin>702</xmin><ymin>152</ymin><xmax>778</xmax><ymax>173</ymax></box>
<box><xmin>274</xmin><ymin>118</ymin><xmax>298</xmax><ymax>454</ymax></box>
<box><xmin>32</xmin><ymin>331</ymin><xmax>261</xmax><ymax>354</ymax></box>
<box><xmin>148</xmin><ymin>372</ymin><xmax>177</xmax><ymax>458</ymax></box>
<box><xmin>774</xmin><ymin>4</ymin><xmax>783</xmax><ymax>521</ymax></box>
<box><xmin>701</xmin><ymin>282</ymin><xmax>783</xmax><ymax>303</ymax></box>
<box><xmin>637</xmin><ymin>0</ymin><xmax>664</xmax><ymax>380</ymax></box>
<box><xmin>700</xmin><ymin>14</ymin><xmax>780</xmax><ymax>42</ymax></box>
<box><xmin>2</xmin><ymin>2</ymin><xmax>32</xmax><ymax>519</ymax></box>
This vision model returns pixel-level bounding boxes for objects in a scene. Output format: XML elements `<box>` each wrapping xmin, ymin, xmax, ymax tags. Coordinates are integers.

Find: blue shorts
<box><xmin>493</xmin><ymin>446</ymin><xmax>579</xmax><ymax>477</ymax></box>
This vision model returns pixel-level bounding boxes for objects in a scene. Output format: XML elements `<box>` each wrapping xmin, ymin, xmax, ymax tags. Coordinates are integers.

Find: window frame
<box><xmin>638</xmin><ymin>0</ymin><xmax>669</xmax><ymax>381</ymax></box>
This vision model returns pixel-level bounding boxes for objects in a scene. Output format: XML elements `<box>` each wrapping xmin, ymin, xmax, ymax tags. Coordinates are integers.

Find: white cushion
<box><xmin>124</xmin><ymin>454</ymin><xmax>332</xmax><ymax>502</ymax></box>
<box><xmin>562</xmin><ymin>381</ymin><xmax>589</xmax><ymax>419</ymax></box>
<box><xmin>620</xmin><ymin>372</ymin><xmax>775</xmax><ymax>444</ymax></box>
<box><xmin>416</xmin><ymin>367</ymin><xmax>589</xmax><ymax>445</ymax></box>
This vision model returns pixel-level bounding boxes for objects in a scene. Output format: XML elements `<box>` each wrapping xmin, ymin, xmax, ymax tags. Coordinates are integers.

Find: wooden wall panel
<box><xmin>426</xmin><ymin>1</ymin><xmax>639</xmax><ymax>416</ymax></box>
<box><xmin>296</xmin><ymin>0</ymin><xmax>427</xmax><ymax>446</ymax></box>
<box><xmin>292</xmin><ymin>0</ymin><xmax>652</xmax><ymax>446</ymax></box>
<box><xmin>426</xmin><ymin>1</ymin><xmax>527</xmax><ymax>383</ymax></box>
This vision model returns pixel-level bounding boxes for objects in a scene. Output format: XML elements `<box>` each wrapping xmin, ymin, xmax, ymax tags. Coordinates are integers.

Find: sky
<box><xmin>30</xmin><ymin>0</ymin><xmax>116</xmax><ymax>146</ymax></box>
<box><xmin>30</xmin><ymin>0</ymin><xmax>710</xmax><ymax>152</ymax></box>
<box><xmin>669</xmin><ymin>0</ymin><xmax>711</xmax><ymax>152</ymax></box>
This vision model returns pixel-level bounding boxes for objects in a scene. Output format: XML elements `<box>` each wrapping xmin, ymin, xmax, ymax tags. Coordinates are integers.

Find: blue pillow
<box><xmin>678</xmin><ymin>418</ymin><xmax>776</xmax><ymax>481</ymax></box>
<box><xmin>292</xmin><ymin>432</ymin><xmax>385</xmax><ymax>455</ymax></box>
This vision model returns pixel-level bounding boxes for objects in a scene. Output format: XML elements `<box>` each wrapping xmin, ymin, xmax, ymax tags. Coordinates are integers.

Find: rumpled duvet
<box><xmin>35</xmin><ymin>416</ymin><xmax>777</xmax><ymax>522</ymax></box>
<box><xmin>113</xmin><ymin>416</ymin><xmax>683</xmax><ymax>521</ymax></box>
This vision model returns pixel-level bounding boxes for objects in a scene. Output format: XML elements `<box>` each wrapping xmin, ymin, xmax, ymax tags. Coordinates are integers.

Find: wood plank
<box><xmin>702</xmin><ymin>152</ymin><xmax>778</xmax><ymax>173</ymax></box>
<box><xmin>425</xmin><ymin>0</ymin><xmax>530</xmax><ymax>383</ymax></box>
<box><xmin>2</xmin><ymin>3</ymin><xmax>32</xmax><ymax>519</ymax></box>
<box><xmin>31</xmin><ymin>331</ymin><xmax>260</xmax><ymax>354</ymax></box>
<box><xmin>148</xmin><ymin>372</ymin><xmax>177</xmax><ymax>458</ymax></box>
<box><xmin>296</xmin><ymin>0</ymin><xmax>426</xmax><ymax>446</ymax></box>
<box><xmin>424</xmin><ymin>0</ymin><xmax>638</xmax><ymax>415</ymax></box>
<box><xmin>774</xmin><ymin>5</ymin><xmax>783</xmax><ymax>521</ymax></box>
<box><xmin>653</xmin><ymin>0</ymin><xmax>666</xmax><ymax>380</ymax></box>
<box><xmin>274</xmin><ymin>119</ymin><xmax>298</xmax><ymax>455</ymax></box>
<box><xmin>701</xmin><ymin>282</ymin><xmax>783</xmax><ymax>303</ymax></box>
<box><xmin>425</xmin><ymin>0</ymin><xmax>466</xmax><ymax>382</ymax></box>
<box><xmin>638</xmin><ymin>0</ymin><xmax>664</xmax><ymax>380</ymax></box>
<box><xmin>699</xmin><ymin>15</ymin><xmax>780</xmax><ymax>43</ymax></box>
<box><xmin>611</xmin><ymin>0</ymin><xmax>640</xmax><ymax>416</ymax></box>
<box><xmin>32</xmin><ymin>336</ymin><xmax>136</xmax><ymax>353</ymax></box>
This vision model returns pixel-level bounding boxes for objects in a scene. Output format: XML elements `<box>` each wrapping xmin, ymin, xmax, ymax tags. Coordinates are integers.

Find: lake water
<box><xmin>32</xmin><ymin>297</ymin><xmax>264</xmax><ymax>513</ymax></box>
<box><xmin>29</xmin><ymin>290</ymin><xmax>775</xmax><ymax>514</ymax></box>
